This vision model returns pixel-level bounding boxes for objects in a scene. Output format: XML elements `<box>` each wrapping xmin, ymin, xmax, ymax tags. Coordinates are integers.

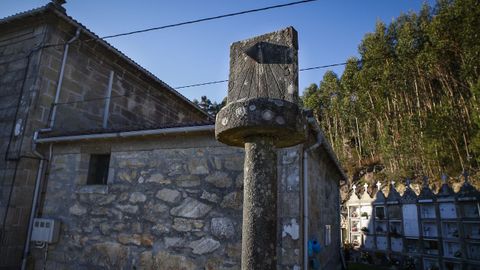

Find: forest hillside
<box><xmin>302</xmin><ymin>0</ymin><xmax>480</xmax><ymax>194</ymax></box>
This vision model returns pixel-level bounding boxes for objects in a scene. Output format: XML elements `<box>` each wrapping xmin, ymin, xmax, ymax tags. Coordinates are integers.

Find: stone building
<box><xmin>0</xmin><ymin>2</ymin><xmax>345</xmax><ymax>269</ymax></box>
<box><xmin>344</xmin><ymin>177</ymin><xmax>480</xmax><ymax>270</ymax></box>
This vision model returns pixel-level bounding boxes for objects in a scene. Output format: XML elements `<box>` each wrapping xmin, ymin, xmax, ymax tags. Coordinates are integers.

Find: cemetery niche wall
<box><xmin>344</xmin><ymin>175</ymin><xmax>480</xmax><ymax>270</ymax></box>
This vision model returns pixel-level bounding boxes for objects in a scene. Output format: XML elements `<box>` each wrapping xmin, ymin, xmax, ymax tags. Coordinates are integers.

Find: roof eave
<box><xmin>36</xmin><ymin>124</ymin><xmax>216</xmax><ymax>144</ymax></box>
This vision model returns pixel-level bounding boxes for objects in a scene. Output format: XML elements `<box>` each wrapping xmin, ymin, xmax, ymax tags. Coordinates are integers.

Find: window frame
<box><xmin>86</xmin><ymin>153</ymin><xmax>111</xmax><ymax>185</ymax></box>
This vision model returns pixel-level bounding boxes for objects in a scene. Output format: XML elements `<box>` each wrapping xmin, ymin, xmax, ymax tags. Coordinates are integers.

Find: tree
<box><xmin>302</xmin><ymin>0</ymin><xmax>480</xmax><ymax>188</ymax></box>
<box><xmin>192</xmin><ymin>96</ymin><xmax>225</xmax><ymax>117</ymax></box>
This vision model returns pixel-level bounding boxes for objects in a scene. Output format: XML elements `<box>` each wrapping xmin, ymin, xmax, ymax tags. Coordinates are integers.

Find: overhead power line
<box><xmin>27</xmin><ymin>0</ymin><xmax>332</xmax><ymax>92</ymax></box>
<box><xmin>22</xmin><ymin>0</ymin><xmax>318</xmax><ymax>50</ymax></box>
<box><xmin>175</xmin><ymin>61</ymin><xmax>351</xmax><ymax>89</ymax></box>
<box><xmin>50</xmin><ymin>52</ymin><xmax>421</xmax><ymax>106</ymax></box>
<box><xmin>299</xmin><ymin>62</ymin><xmax>349</xmax><ymax>71</ymax></box>
<box><xmin>52</xmin><ymin>60</ymin><xmax>352</xmax><ymax>106</ymax></box>
<box><xmin>97</xmin><ymin>0</ymin><xmax>318</xmax><ymax>40</ymax></box>
<box><xmin>175</xmin><ymin>52</ymin><xmax>423</xmax><ymax>89</ymax></box>
<box><xmin>175</xmin><ymin>80</ymin><xmax>229</xmax><ymax>89</ymax></box>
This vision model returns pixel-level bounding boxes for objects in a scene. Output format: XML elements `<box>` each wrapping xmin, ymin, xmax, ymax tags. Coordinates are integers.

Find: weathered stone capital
<box><xmin>215</xmin><ymin>26</ymin><xmax>306</xmax><ymax>149</ymax></box>
<box><xmin>215</xmin><ymin>98</ymin><xmax>306</xmax><ymax>148</ymax></box>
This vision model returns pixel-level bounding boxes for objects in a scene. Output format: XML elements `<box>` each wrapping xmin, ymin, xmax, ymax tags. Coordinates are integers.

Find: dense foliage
<box><xmin>303</xmin><ymin>0</ymin><xmax>480</xmax><ymax>186</ymax></box>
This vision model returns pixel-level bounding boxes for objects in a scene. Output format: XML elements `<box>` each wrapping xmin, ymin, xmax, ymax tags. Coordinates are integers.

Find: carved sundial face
<box><xmin>227</xmin><ymin>27</ymin><xmax>299</xmax><ymax>103</ymax></box>
<box><xmin>215</xmin><ymin>26</ymin><xmax>306</xmax><ymax>148</ymax></box>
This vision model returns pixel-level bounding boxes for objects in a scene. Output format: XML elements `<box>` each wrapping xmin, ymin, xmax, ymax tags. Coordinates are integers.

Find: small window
<box><xmin>325</xmin><ymin>225</ymin><xmax>331</xmax><ymax>246</ymax></box>
<box><xmin>87</xmin><ymin>154</ymin><xmax>110</xmax><ymax>185</ymax></box>
<box><xmin>387</xmin><ymin>205</ymin><xmax>402</xmax><ymax>219</ymax></box>
<box><xmin>424</xmin><ymin>240</ymin><xmax>439</xmax><ymax>255</ymax></box>
<box><xmin>463</xmin><ymin>202</ymin><xmax>480</xmax><ymax>218</ymax></box>
<box><xmin>375</xmin><ymin>206</ymin><xmax>386</xmax><ymax>220</ymax></box>
<box><xmin>420</xmin><ymin>204</ymin><xmax>436</xmax><ymax>219</ymax></box>
<box><xmin>405</xmin><ymin>238</ymin><xmax>419</xmax><ymax>253</ymax></box>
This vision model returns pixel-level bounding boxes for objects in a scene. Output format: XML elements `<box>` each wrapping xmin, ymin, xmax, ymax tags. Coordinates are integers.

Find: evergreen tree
<box><xmin>192</xmin><ymin>96</ymin><xmax>225</xmax><ymax>117</ymax></box>
<box><xmin>302</xmin><ymin>0</ymin><xmax>480</xmax><ymax>187</ymax></box>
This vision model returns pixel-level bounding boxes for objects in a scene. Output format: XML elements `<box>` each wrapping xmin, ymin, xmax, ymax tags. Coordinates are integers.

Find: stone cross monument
<box><xmin>215</xmin><ymin>27</ymin><xmax>306</xmax><ymax>269</ymax></box>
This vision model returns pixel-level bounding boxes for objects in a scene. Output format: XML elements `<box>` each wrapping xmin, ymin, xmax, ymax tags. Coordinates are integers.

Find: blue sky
<box><xmin>1</xmin><ymin>0</ymin><xmax>435</xmax><ymax>103</ymax></box>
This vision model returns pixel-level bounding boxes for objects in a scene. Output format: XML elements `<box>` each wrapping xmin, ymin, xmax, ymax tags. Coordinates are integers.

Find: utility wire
<box><xmin>21</xmin><ymin>0</ymin><xmax>318</xmax><ymax>49</ymax></box>
<box><xmin>0</xmin><ymin>0</ymin><xmax>318</xmax><ymax>56</ymax></box>
<box><xmin>0</xmin><ymin>0</ymin><xmax>333</xmax><ymax>98</ymax></box>
<box><xmin>51</xmin><ymin>60</ymin><xmax>352</xmax><ymax>106</ymax></box>
<box><xmin>175</xmin><ymin>61</ymin><xmax>351</xmax><ymax>89</ymax></box>
<box><xmin>96</xmin><ymin>0</ymin><xmax>317</xmax><ymax>40</ymax></box>
<box><xmin>15</xmin><ymin>54</ymin><xmax>401</xmax><ymax>106</ymax></box>
<box><xmin>52</xmin><ymin>59</ymin><xmax>364</xmax><ymax>105</ymax></box>
<box><xmin>5</xmin><ymin>0</ymin><xmax>319</xmax><ymax>103</ymax></box>
<box><xmin>175</xmin><ymin>80</ymin><xmax>229</xmax><ymax>89</ymax></box>
<box><xmin>174</xmin><ymin>53</ymin><xmax>420</xmax><ymax>89</ymax></box>
<box><xmin>54</xmin><ymin>60</ymin><xmax>347</xmax><ymax>106</ymax></box>
<box><xmin>299</xmin><ymin>62</ymin><xmax>349</xmax><ymax>71</ymax></box>
<box><xmin>12</xmin><ymin>0</ymin><xmax>410</xmax><ymax>104</ymax></box>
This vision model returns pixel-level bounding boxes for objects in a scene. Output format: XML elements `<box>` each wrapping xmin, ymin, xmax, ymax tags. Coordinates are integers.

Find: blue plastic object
<box><xmin>308</xmin><ymin>239</ymin><xmax>321</xmax><ymax>256</ymax></box>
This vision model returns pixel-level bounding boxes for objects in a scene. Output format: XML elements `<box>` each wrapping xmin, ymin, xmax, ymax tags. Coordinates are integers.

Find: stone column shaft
<box><xmin>242</xmin><ymin>136</ymin><xmax>277</xmax><ymax>269</ymax></box>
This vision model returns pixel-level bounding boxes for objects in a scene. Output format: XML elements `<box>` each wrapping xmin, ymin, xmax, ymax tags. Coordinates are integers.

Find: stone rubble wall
<box><xmin>33</xmin><ymin>135</ymin><xmax>305</xmax><ymax>269</ymax></box>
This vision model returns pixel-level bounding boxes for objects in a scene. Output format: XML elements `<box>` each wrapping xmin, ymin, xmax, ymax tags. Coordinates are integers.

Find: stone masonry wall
<box><xmin>32</xmin><ymin>18</ymin><xmax>208</xmax><ymax>134</ymax></box>
<box><xmin>0</xmin><ymin>10</ymin><xmax>209</xmax><ymax>268</ymax></box>
<box><xmin>32</xmin><ymin>134</ymin><xmax>307</xmax><ymax>270</ymax></box>
<box><xmin>0</xmin><ymin>18</ymin><xmax>50</xmax><ymax>267</ymax></box>
<box><xmin>0</xmin><ymin>18</ymin><xmax>46</xmax><ymax>159</ymax></box>
<box><xmin>308</xmin><ymin>148</ymin><xmax>342</xmax><ymax>270</ymax></box>
<box><xmin>1</xmin><ymin>11</ymin><xmax>343</xmax><ymax>269</ymax></box>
